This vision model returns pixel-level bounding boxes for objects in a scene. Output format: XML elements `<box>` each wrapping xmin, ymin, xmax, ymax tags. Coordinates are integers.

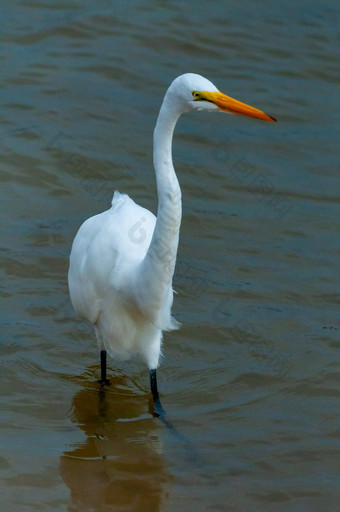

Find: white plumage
<box><xmin>68</xmin><ymin>73</ymin><xmax>276</xmax><ymax>407</ymax></box>
<box><xmin>69</xmin><ymin>190</ymin><xmax>178</xmax><ymax>370</ymax></box>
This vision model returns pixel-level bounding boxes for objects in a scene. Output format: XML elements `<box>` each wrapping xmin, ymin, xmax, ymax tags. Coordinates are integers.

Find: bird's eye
<box><xmin>192</xmin><ymin>91</ymin><xmax>201</xmax><ymax>100</ymax></box>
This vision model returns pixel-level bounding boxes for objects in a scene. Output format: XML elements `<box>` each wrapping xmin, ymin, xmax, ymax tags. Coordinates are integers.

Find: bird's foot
<box><xmin>149</xmin><ymin>369</ymin><xmax>166</xmax><ymax>417</ymax></box>
<box><xmin>151</xmin><ymin>397</ymin><xmax>166</xmax><ymax>418</ymax></box>
<box><xmin>98</xmin><ymin>378</ymin><xmax>111</xmax><ymax>387</ymax></box>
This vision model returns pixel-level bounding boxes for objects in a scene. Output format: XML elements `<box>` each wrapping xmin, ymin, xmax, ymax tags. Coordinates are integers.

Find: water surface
<box><xmin>1</xmin><ymin>1</ymin><xmax>340</xmax><ymax>511</ymax></box>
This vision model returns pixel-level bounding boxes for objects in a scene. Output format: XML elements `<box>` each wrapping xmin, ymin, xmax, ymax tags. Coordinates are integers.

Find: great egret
<box><xmin>68</xmin><ymin>73</ymin><xmax>276</xmax><ymax>414</ymax></box>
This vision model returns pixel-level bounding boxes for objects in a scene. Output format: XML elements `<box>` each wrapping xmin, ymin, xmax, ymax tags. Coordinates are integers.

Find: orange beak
<box><xmin>200</xmin><ymin>91</ymin><xmax>277</xmax><ymax>122</ymax></box>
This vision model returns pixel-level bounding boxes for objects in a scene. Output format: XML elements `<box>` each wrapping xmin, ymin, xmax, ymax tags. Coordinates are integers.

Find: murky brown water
<box><xmin>1</xmin><ymin>1</ymin><xmax>340</xmax><ymax>511</ymax></box>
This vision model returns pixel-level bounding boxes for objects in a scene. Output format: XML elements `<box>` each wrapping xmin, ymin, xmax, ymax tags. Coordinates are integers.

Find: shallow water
<box><xmin>1</xmin><ymin>1</ymin><xmax>340</xmax><ymax>511</ymax></box>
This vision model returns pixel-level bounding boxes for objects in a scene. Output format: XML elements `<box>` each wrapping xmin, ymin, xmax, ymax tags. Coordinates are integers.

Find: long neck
<box><xmin>153</xmin><ymin>98</ymin><xmax>182</xmax><ymax>259</ymax></box>
<box><xmin>149</xmin><ymin>99</ymin><xmax>182</xmax><ymax>277</ymax></box>
<box><xmin>138</xmin><ymin>98</ymin><xmax>182</xmax><ymax>311</ymax></box>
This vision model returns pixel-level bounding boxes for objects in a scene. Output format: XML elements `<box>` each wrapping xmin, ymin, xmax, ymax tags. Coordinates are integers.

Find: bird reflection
<box><xmin>60</xmin><ymin>367</ymin><xmax>170</xmax><ymax>512</ymax></box>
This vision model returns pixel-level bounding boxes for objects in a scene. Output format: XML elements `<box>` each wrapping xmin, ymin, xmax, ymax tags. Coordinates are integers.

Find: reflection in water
<box><xmin>60</xmin><ymin>369</ymin><xmax>170</xmax><ymax>512</ymax></box>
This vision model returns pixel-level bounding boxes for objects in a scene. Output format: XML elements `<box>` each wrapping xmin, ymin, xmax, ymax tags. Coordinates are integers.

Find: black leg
<box><xmin>149</xmin><ymin>369</ymin><xmax>165</xmax><ymax>417</ymax></box>
<box><xmin>98</xmin><ymin>350</ymin><xmax>110</xmax><ymax>386</ymax></box>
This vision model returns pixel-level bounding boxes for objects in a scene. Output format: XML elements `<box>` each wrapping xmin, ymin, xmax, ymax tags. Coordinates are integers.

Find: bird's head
<box><xmin>166</xmin><ymin>73</ymin><xmax>276</xmax><ymax>122</ymax></box>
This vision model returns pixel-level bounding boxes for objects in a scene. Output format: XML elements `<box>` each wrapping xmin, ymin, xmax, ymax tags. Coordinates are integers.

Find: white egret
<box><xmin>68</xmin><ymin>73</ymin><xmax>276</xmax><ymax>414</ymax></box>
